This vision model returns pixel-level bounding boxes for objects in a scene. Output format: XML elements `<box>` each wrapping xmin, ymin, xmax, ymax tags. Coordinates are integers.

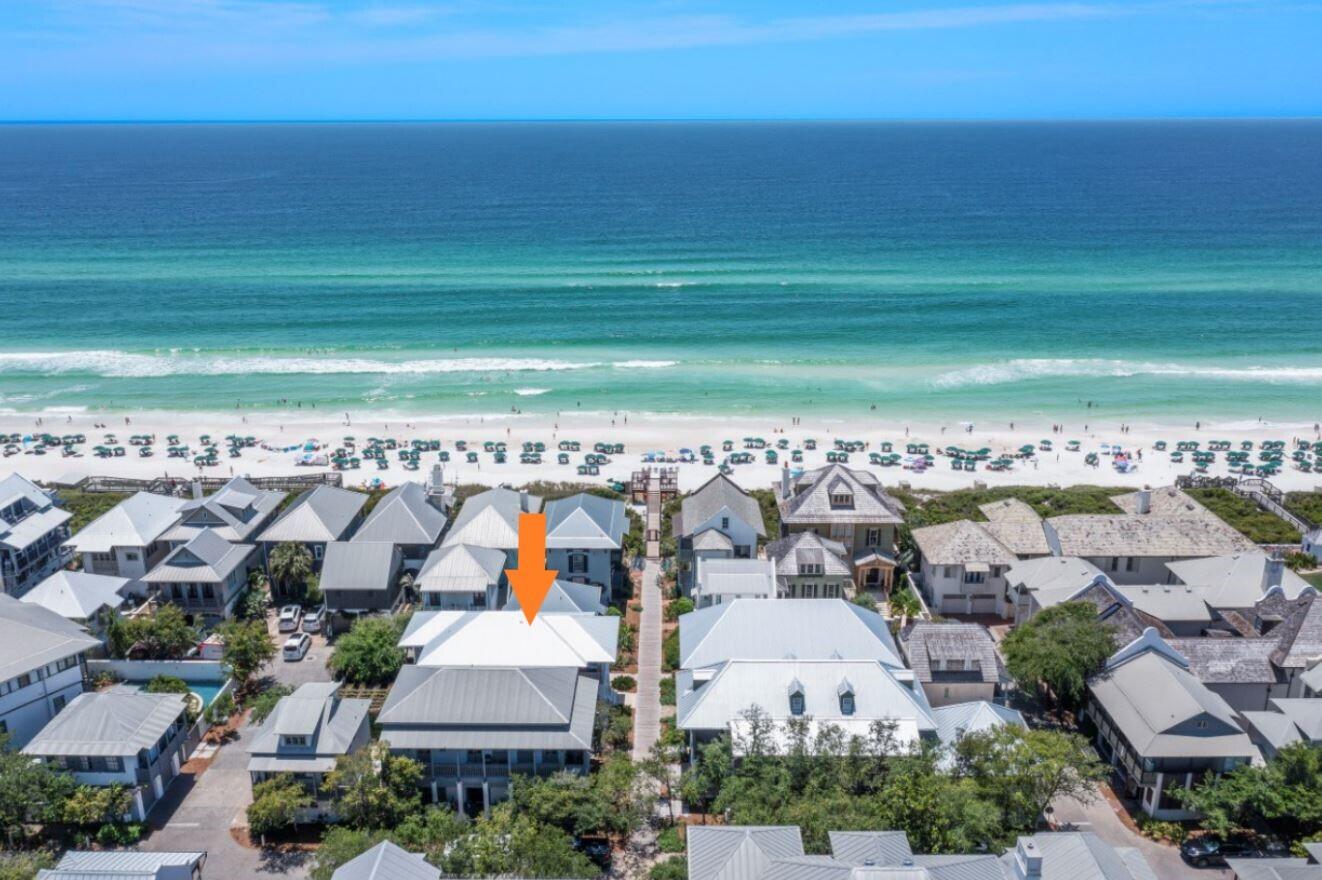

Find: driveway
<box><xmin>1052</xmin><ymin>786</ymin><xmax>1229</xmax><ymax>880</ymax></box>
<box><xmin>141</xmin><ymin>717</ymin><xmax>312</xmax><ymax>878</ymax></box>
<box><xmin>267</xmin><ymin>613</ymin><xmax>335</xmax><ymax>689</ymax></box>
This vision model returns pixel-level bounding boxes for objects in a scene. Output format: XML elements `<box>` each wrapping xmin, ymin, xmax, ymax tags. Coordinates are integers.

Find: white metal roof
<box><xmin>401</xmin><ymin>610</ymin><xmax>618</xmax><ymax>668</ymax></box>
<box><xmin>23</xmin><ymin>690</ymin><xmax>186</xmax><ymax>757</ymax></box>
<box><xmin>0</xmin><ymin>593</ymin><xmax>100</xmax><ymax>682</ymax></box>
<box><xmin>63</xmin><ymin>491</ymin><xmax>183</xmax><ymax>554</ymax></box>
<box><xmin>21</xmin><ymin>570</ymin><xmax>127</xmax><ymax>620</ymax></box>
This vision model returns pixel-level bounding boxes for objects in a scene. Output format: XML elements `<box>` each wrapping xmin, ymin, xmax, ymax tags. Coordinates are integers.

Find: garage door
<box><xmin>941</xmin><ymin>595</ymin><xmax>966</xmax><ymax>615</ymax></box>
<box><xmin>969</xmin><ymin>593</ymin><xmax>998</xmax><ymax>614</ymax></box>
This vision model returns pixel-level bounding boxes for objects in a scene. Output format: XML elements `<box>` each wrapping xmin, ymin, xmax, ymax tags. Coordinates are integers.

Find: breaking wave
<box><xmin>931</xmin><ymin>359</ymin><xmax>1322</xmax><ymax>388</ymax></box>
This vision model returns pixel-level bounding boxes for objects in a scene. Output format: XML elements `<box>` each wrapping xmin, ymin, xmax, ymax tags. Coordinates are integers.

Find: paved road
<box><xmin>632</xmin><ymin>559</ymin><xmax>662</xmax><ymax>760</ymax></box>
<box><xmin>1053</xmin><ymin>788</ymin><xmax>1229</xmax><ymax>880</ymax></box>
<box><xmin>142</xmin><ymin>716</ymin><xmax>312</xmax><ymax>878</ymax></box>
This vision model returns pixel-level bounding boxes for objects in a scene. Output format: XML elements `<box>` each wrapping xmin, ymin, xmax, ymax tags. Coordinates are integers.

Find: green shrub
<box><xmin>612</xmin><ymin>675</ymin><xmax>637</xmax><ymax>692</ymax></box>
<box><xmin>206</xmin><ymin>691</ymin><xmax>237</xmax><ymax>726</ymax></box>
<box><xmin>662</xmin><ymin>629</ymin><xmax>680</xmax><ymax>672</ymax></box>
<box><xmin>246</xmin><ymin>684</ymin><xmax>294</xmax><ymax>724</ymax></box>
<box><xmin>657</xmin><ymin>824</ymin><xmax>686</xmax><ymax>853</ymax></box>
<box><xmin>651</xmin><ymin>857</ymin><xmax>687</xmax><ymax>880</ymax></box>
<box><xmin>659</xmin><ymin>676</ymin><xmax>676</xmax><ymax>706</ymax></box>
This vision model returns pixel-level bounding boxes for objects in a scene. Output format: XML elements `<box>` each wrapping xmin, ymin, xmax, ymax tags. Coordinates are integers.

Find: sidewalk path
<box><xmin>632</xmin><ymin>558</ymin><xmax>662</xmax><ymax>760</ymax></box>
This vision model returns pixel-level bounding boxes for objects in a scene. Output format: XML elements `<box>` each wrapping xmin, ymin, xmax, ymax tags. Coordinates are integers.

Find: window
<box><xmin>789</xmin><ymin>691</ymin><xmax>805</xmax><ymax>716</ymax></box>
<box><xmin>283</xmin><ymin>735</ymin><xmax>309</xmax><ymax>747</ymax></box>
<box><xmin>202</xmin><ymin>584</ymin><xmax>215</xmax><ymax>599</ymax></box>
<box><xmin>946</xmin><ymin>659</ymin><xmax>965</xmax><ymax>671</ymax></box>
<box><xmin>943</xmin><ymin>566</ymin><xmax>957</xmax><ymax>578</ymax></box>
<box><xmin>1125</xmin><ymin>557</ymin><xmax>1137</xmax><ymax>572</ymax></box>
<box><xmin>865</xmin><ymin>528</ymin><xmax>882</xmax><ymax>547</ymax></box>
<box><xmin>103</xmin><ymin>756</ymin><xmax>122</xmax><ymax>772</ymax></box>
<box><xmin>313</xmin><ymin>544</ymin><xmax>324</xmax><ymax>560</ymax></box>
<box><xmin>721</xmin><ymin>517</ymin><xmax>730</xmax><ymax>530</ymax></box>
<box><xmin>56</xmin><ymin>655</ymin><xmax>79</xmax><ymax>673</ymax></box>
<box><xmin>568</xmin><ymin>553</ymin><xmax>589</xmax><ymax>574</ymax></box>
<box><xmin>829</xmin><ymin>493</ymin><xmax>853</xmax><ymax>508</ymax></box>
<box><xmin>798</xmin><ymin>563</ymin><xmax>822</xmax><ymax>575</ymax></box>
<box><xmin>52</xmin><ymin>694</ymin><xmax>66</xmax><ymax>712</ymax></box>
<box><xmin>1109</xmin><ymin>557</ymin><xmax>1120</xmax><ymax>572</ymax></box>
<box><xmin>963</xmin><ymin>571</ymin><xmax>986</xmax><ymax>584</ymax></box>
<box><xmin>840</xmin><ymin>693</ymin><xmax>855</xmax><ymax>716</ymax></box>
<box><xmin>1194</xmin><ymin>720</ymin><xmax>1207</xmax><ymax>730</ymax></box>
<box><xmin>125</xmin><ymin>551</ymin><xmax>139</xmax><ymax>561</ymax></box>
<box><xmin>16</xmin><ymin>673</ymin><xmax>31</xmax><ymax>689</ymax></box>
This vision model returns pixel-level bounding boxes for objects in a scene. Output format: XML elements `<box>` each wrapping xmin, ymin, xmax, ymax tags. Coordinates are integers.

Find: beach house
<box><xmin>245</xmin><ymin>682</ymin><xmax>371</xmax><ymax>822</ymax></box>
<box><xmin>765</xmin><ymin>531</ymin><xmax>854</xmax><ymax>599</ymax></box>
<box><xmin>415</xmin><ymin>543</ymin><xmax>506</xmax><ymax>610</ymax></box>
<box><xmin>898</xmin><ymin>621</ymin><xmax>1007</xmax><ymax>707</ymax></box>
<box><xmin>20</xmin><ymin>569</ymin><xmax>127</xmax><ymax>644</ymax></box>
<box><xmin>398</xmin><ymin>609</ymin><xmax>620</xmax><ymax>698</ymax></box>
<box><xmin>1239</xmin><ymin>698</ymin><xmax>1322</xmax><ymax>759</ymax></box>
<box><xmin>377</xmin><ymin>665</ymin><xmax>598</xmax><ymax>815</ymax></box>
<box><xmin>691</xmin><ymin>557</ymin><xmax>777</xmax><ymax>607</ymax></box>
<box><xmin>318</xmin><ymin>541</ymin><xmax>403</xmax><ymax>615</ymax></box>
<box><xmin>505</xmin><ymin>578</ymin><xmax>605</xmax><ymax>615</ymax></box>
<box><xmin>676</xmin><ymin>474</ymin><xmax>765</xmax><ymax>578</ymax></box>
<box><xmin>776</xmin><ymin>465</ymin><xmax>904</xmax><ymax>594</ymax></box>
<box><xmin>0</xmin><ymin>473</ymin><xmax>73</xmax><ymax>598</ymax></box>
<box><xmin>257</xmin><ymin>484</ymin><xmax>368</xmax><ymax>591</ymax></box>
<box><xmin>677</xmin><ymin>657</ymin><xmax>935</xmax><ymax>756</ymax></box>
<box><xmin>23</xmin><ymin>688</ymin><xmax>199</xmax><ymax>821</ymax></box>
<box><xmin>63</xmin><ymin>491</ymin><xmax>183</xmax><ymax>590</ymax></box>
<box><xmin>544</xmin><ymin>492</ymin><xmax>627</xmax><ymax>599</ymax></box>
<box><xmin>441</xmin><ymin>487</ymin><xmax>541</xmax><ymax>569</ymax></box>
<box><xmin>349</xmin><ymin>480</ymin><xmax>448</xmax><ymax>568</ymax></box>
<box><xmin>162</xmin><ymin>476</ymin><xmax>285</xmax><ymax>547</ymax></box>
<box><xmin>1085</xmin><ymin>629</ymin><xmax>1258</xmax><ymax>819</ymax></box>
<box><xmin>142</xmin><ymin>528</ymin><xmax>257</xmax><ymax>620</ymax></box>
<box><xmin>910</xmin><ymin>520</ymin><xmax>1019</xmax><ymax>615</ymax></box>
<box><xmin>0</xmin><ymin>593</ymin><xmax>99</xmax><ymax>747</ymax></box>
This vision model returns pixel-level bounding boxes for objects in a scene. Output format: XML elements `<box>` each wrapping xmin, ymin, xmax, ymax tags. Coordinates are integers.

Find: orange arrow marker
<box><xmin>506</xmin><ymin>512</ymin><xmax>558</xmax><ymax>625</ymax></box>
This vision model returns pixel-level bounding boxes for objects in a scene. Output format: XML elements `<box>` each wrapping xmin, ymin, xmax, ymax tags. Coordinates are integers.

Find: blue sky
<box><xmin>2</xmin><ymin>0</ymin><xmax>1319</xmax><ymax>120</ymax></box>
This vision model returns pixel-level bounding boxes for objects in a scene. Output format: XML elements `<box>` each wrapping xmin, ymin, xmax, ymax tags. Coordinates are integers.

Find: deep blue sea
<box><xmin>1</xmin><ymin>121</ymin><xmax>1320</xmax><ymax>425</ymax></box>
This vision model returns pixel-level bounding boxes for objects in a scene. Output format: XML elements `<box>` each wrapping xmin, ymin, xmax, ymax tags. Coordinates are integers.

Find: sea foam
<box><xmin>931</xmin><ymin>358</ymin><xmax>1322</xmax><ymax>388</ymax></box>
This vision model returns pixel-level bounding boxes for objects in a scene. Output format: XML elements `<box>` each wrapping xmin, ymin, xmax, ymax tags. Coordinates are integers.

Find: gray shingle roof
<box><xmin>680</xmin><ymin>599</ymin><xmax>902</xmax><ymax>671</ymax></box>
<box><xmin>351</xmin><ymin>482</ymin><xmax>447</xmax><ymax>547</ymax></box>
<box><xmin>64</xmin><ymin>491</ymin><xmax>183</xmax><ymax>554</ymax></box>
<box><xmin>1166</xmin><ymin>637</ymin><xmax>1282</xmax><ymax>685</ymax></box>
<box><xmin>545</xmin><ymin>493</ymin><xmax>627</xmax><ymax>549</ymax></box>
<box><xmin>900</xmin><ymin>622</ymin><xmax>1002</xmax><ymax>684</ymax></box>
<box><xmin>377</xmin><ymin>666</ymin><xmax>596</xmax><ymax>751</ymax></box>
<box><xmin>331</xmin><ymin>841</ymin><xmax>440</xmax><ymax>880</ymax></box>
<box><xmin>164</xmin><ymin>476</ymin><xmax>285</xmax><ymax>543</ymax></box>
<box><xmin>319</xmin><ymin>541</ymin><xmax>399</xmax><ymax>592</ymax></box>
<box><xmin>911</xmin><ymin>520</ymin><xmax>1017</xmax><ymax>568</ymax></box>
<box><xmin>780</xmin><ymin>465</ymin><xmax>903</xmax><ymax>527</ymax></box>
<box><xmin>416</xmin><ymin>543</ymin><xmax>506</xmax><ymax>593</ymax></box>
<box><xmin>1046</xmin><ymin>488</ymin><xmax>1256</xmax><ymax>559</ymax></box>
<box><xmin>21</xmin><ymin>570</ymin><xmax>127</xmax><ymax>621</ymax></box>
<box><xmin>443</xmin><ymin>487</ymin><xmax>540</xmax><ymax>551</ymax></box>
<box><xmin>258</xmin><ymin>485</ymin><xmax>366</xmax><ymax>544</ymax></box>
<box><xmin>1270</xmin><ymin>593</ymin><xmax>1322</xmax><ymax>669</ymax></box>
<box><xmin>978</xmin><ymin>498</ymin><xmax>1051</xmax><ymax>556</ymax></box>
<box><xmin>142</xmin><ymin>528</ymin><xmax>254</xmax><ymax>584</ymax></box>
<box><xmin>0</xmin><ymin>593</ymin><xmax>100</xmax><ymax>682</ymax></box>
<box><xmin>681</xmin><ymin>474</ymin><xmax>766</xmax><ymax>538</ymax></box>
<box><xmin>23</xmin><ymin>690</ymin><xmax>186</xmax><ymax>757</ymax></box>
<box><xmin>766</xmin><ymin>532</ymin><xmax>851</xmax><ymax>578</ymax></box>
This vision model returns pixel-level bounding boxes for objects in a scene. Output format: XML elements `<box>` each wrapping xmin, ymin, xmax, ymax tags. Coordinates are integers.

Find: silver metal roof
<box><xmin>246</xmin><ymin>682</ymin><xmax>370</xmax><ymax>764</ymax></box>
<box><xmin>21</xmin><ymin>570</ymin><xmax>127</xmax><ymax>621</ymax></box>
<box><xmin>827</xmin><ymin>831</ymin><xmax>913</xmax><ymax>867</ymax></box>
<box><xmin>401</xmin><ymin>610</ymin><xmax>618</xmax><ymax>668</ymax></box>
<box><xmin>505</xmin><ymin>578</ymin><xmax>604</xmax><ymax>615</ymax></box>
<box><xmin>352</xmin><ymin>481</ymin><xmax>447</xmax><ymax>547</ymax></box>
<box><xmin>545</xmin><ymin>492</ymin><xmax>627</xmax><ymax>549</ymax></box>
<box><xmin>416</xmin><ymin>543</ymin><xmax>506</xmax><ymax>593</ymax></box>
<box><xmin>64</xmin><ymin>491</ymin><xmax>183</xmax><ymax>554</ymax></box>
<box><xmin>0</xmin><ymin>593</ymin><xmax>100</xmax><ymax>682</ymax></box>
<box><xmin>1</xmin><ymin>505</ymin><xmax>71</xmax><ymax>551</ymax></box>
<box><xmin>930</xmin><ymin>701</ymin><xmax>1026</xmax><ymax>754</ymax></box>
<box><xmin>23</xmin><ymin>690</ymin><xmax>186</xmax><ymax>757</ymax></box>
<box><xmin>331</xmin><ymin>841</ymin><xmax>440</xmax><ymax>880</ymax></box>
<box><xmin>142</xmin><ymin>528</ymin><xmax>254</xmax><ymax>584</ymax></box>
<box><xmin>164</xmin><ymin>476</ymin><xmax>285</xmax><ymax>543</ymax></box>
<box><xmin>319</xmin><ymin>541</ymin><xmax>399</xmax><ymax>592</ymax></box>
<box><xmin>45</xmin><ymin>850</ymin><xmax>206</xmax><ymax>880</ymax></box>
<box><xmin>1000</xmin><ymin>832</ymin><xmax>1159</xmax><ymax>880</ymax></box>
<box><xmin>378</xmin><ymin>666</ymin><xmax>596</xmax><ymax>751</ymax></box>
<box><xmin>695</xmin><ymin>558</ymin><xmax>777</xmax><ymax>598</ymax></box>
<box><xmin>258</xmin><ymin>485</ymin><xmax>366</xmax><ymax>544</ymax></box>
<box><xmin>688</xmin><ymin>826</ymin><xmax>805</xmax><ymax>880</ymax></box>
<box><xmin>680</xmin><ymin>599</ymin><xmax>902</xmax><ymax>671</ymax></box>
<box><xmin>443</xmin><ymin>487</ymin><xmax>540</xmax><ymax>551</ymax></box>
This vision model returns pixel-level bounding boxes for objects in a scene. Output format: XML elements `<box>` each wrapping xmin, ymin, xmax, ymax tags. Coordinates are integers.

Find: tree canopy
<box><xmin>217</xmin><ymin>618</ymin><xmax>276</xmax><ymax>691</ymax></box>
<box><xmin>247</xmin><ymin>774</ymin><xmax>314</xmax><ymax>839</ymax></box>
<box><xmin>328</xmin><ymin>615</ymin><xmax>406</xmax><ymax>684</ymax></box>
<box><xmin>323</xmin><ymin>744</ymin><xmax>422</xmax><ymax>829</ymax></box>
<box><xmin>1177</xmin><ymin>743</ymin><xmax>1322</xmax><ymax>843</ymax></box>
<box><xmin>1000</xmin><ymin>601</ymin><xmax>1116</xmax><ymax>709</ymax></box>
<box><xmin>269</xmin><ymin>541</ymin><xmax>314</xmax><ymax>598</ymax></box>
<box><xmin>107</xmin><ymin>603</ymin><xmax>197</xmax><ymax>660</ymax></box>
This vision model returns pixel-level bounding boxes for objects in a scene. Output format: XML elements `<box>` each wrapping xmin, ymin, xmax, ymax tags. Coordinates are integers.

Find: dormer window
<box><xmin>829</xmin><ymin>493</ymin><xmax>853</xmax><ymax>509</ymax></box>
<box><xmin>840</xmin><ymin>692</ymin><xmax>855</xmax><ymax>716</ymax></box>
<box><xmin>721</xmin><ymin>517</ymin><xmax>730</xmax><ymax>530</ymax></box>
<box><xmin>789</xmin><ymin>691</ymin><xmax>804</xmax><ymax>716</ymax></box>
<box><xmin>282</xmin><ymin>735</ymin><xmax>309</xmax><ymax>747</ymax></box>
<box><xmin>798</xmin><ymin>563</ymin><xmax>822</xmax><ymax>576</ymax></box>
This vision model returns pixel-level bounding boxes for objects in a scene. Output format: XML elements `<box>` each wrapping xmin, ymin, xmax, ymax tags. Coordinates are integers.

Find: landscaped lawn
<box><xmin>1185</xmin><ymin>487</ymin><xmax>1301</xmax><ymax>544</ymax></box>
<box><xmin>1305</xmin><ymin>572</ymin><xmax>1322</xmax><ymax>590</ymax></box>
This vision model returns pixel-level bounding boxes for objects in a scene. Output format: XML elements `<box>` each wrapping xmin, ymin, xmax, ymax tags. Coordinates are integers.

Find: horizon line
<box><xmin>3</xmin><ymin>115</ymin><xmax>1322</xmax><ymax>126</ymax></box>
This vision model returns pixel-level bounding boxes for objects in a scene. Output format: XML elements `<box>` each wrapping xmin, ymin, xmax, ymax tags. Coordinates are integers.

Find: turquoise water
<box><xmin>1</xmin><ymin>121</ymin><xmax>1320</xmax><ymax>425</ymax></box>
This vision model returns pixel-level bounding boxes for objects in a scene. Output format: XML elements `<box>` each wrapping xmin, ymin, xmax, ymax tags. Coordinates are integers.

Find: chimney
<box><xmin>1135</xmin><ymin>487</ymin><xmax>1151</xmax><ymax>515</ymax></box>
<box><xmin>1013</xmin><ymin>838</ymin><xmax>1043</xmax><ymax>880</ymax></box>
<box><xmin>780</xmin><ymin>465</ymin><xmax>791</xmax><ymax>500</ymax></box>
<box><xmin>190</xmin><ymin>480</ymin><xmax>203</xmax><ymax>500</ymax></box>
<box><xmin>1265</xmin><ymin>550</ymin><xmax>1285</xmax><ymax>590</ymax></box>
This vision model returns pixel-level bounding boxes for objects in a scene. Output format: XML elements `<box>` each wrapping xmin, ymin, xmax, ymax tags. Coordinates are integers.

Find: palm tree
<box><xmin>268</xmin><ymin>542</ymin><xmax>312</xmax><ymax>600</ymax></box>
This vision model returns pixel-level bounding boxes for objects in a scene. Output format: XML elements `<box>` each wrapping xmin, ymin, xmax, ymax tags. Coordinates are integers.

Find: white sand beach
<box><xmin>3</xmin><ymin>408</ymin><xmax>1320</xmax><ymax>494</ymax></box>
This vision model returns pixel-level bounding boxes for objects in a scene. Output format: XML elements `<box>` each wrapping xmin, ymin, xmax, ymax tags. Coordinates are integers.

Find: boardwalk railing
<box><xmin>1177</xmin><ymin>474</ymin><xmax>1315</xmax><ymax>534</ymax></box>
<box><xmin>55</xmin><ymin>472</ymin><xmax>342</xmax><ymax>495</ymax></box>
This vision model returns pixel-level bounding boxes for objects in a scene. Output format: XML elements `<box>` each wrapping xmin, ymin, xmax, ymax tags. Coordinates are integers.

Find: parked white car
<box><xmin>282</xmin><ymin>632</ymin><xmax>312</xmax><ymax>661</ymax></box>
<box><xmin>301</xmin><ymin>605</ymin><xmax>327</xmax><ymax>634</ymax></box>
<box><xmin>278</xmin><ymin>605</ymin><xmax>302</xmax><ymax>632</ymax></box>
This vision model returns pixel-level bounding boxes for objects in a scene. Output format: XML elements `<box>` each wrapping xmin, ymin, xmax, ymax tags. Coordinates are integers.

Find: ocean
<box><xmin>1</xmin><ymin>120</ymin><xmax>1320</xmax><ymax>427</ymax></box>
